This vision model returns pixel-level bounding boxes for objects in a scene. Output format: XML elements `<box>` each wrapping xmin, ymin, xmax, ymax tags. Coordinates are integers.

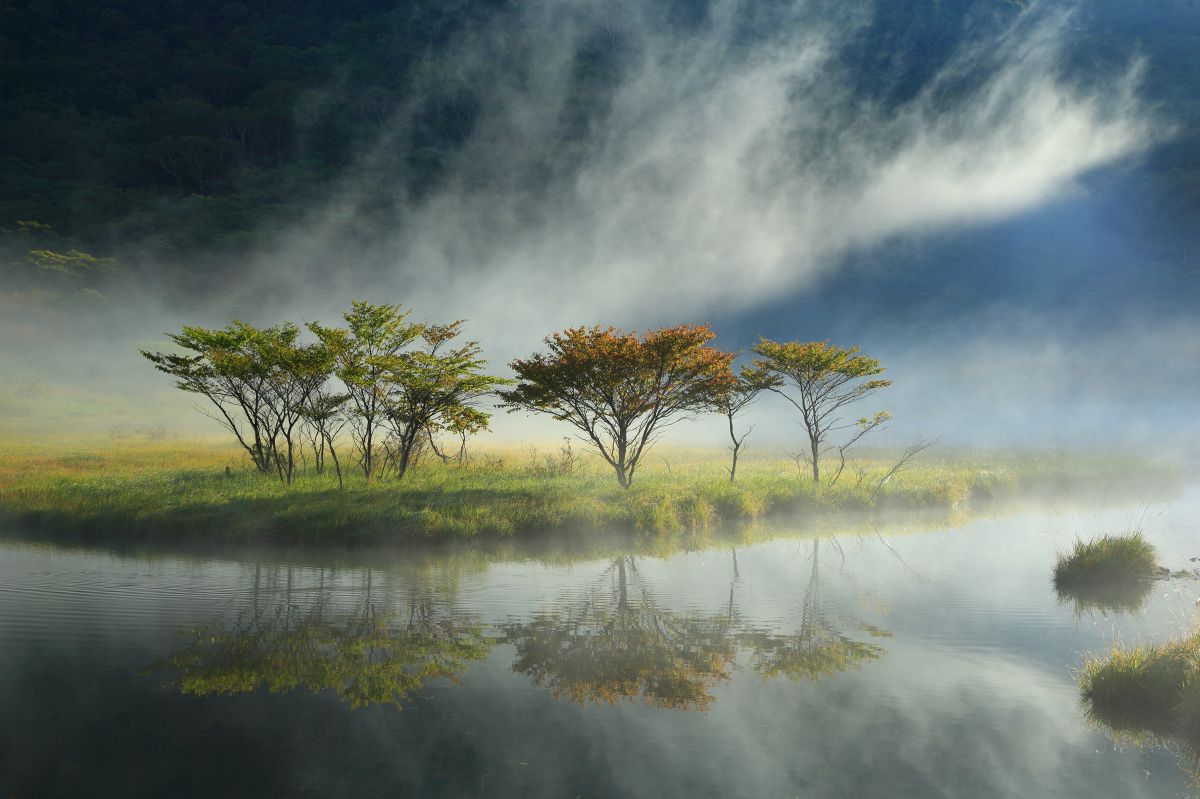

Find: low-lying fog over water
<box><xmin>5</xmin><ymin>489</ymin><xmax>1200</xmax><ymax>797</ymax></box>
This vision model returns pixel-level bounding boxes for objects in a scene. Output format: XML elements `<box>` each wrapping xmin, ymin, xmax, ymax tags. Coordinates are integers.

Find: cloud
<box><xmin>2</xmin><ymin>0</ymin><xmax>1176</xmax><ymax>443</ymax></box>
<box><xmin>244</xmin><ymin>0</ymin><xmax>1160</xmax><ymax>358</ymax></box>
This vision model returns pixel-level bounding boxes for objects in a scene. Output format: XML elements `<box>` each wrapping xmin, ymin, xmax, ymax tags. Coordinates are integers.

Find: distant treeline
<box><xmin>142</xmin><ymin>301</ymin><xmax>896</xmax><ymax>488</ymax></box>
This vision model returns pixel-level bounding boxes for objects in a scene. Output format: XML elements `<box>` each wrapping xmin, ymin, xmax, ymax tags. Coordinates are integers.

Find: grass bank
<box><xmin>0</xmin><ymin>437</ymin><xmax>1181</xmax><ymax>546</ymax></box>
<box><xmin>1080</xmin><ymin>629</ymin><xmax>1200</xmax><ymax>749</ymax></box>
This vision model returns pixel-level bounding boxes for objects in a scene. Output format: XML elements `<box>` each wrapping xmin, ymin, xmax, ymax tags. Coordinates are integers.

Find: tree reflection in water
<box><xmin>149</xmin><ymin>565</ymin><xmax>492</xmax><ymax>708</ymax></box>
<box><xmin>151</xmin><ymin>537</ymin><xmax>891</xmax><ymax>712</ymax></box>
<box><xmin>502</xmin><ymin>540</ymin><xmax>891</xmax><ymax>710</ymax></box>
<box><xmin>738</xmin><ymin>540</ymin><xmax>889</xmax><ymax>681</ymax></box>
<box><xmin>502</xmin><ymin>557</ymin><xmax>738</xmax><ymax>709</ymax></box>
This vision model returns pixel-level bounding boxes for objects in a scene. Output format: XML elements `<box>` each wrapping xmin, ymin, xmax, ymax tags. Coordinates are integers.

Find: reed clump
<box><xmin>1053</xmin><ymin>532</ymin><xmax>1159</xmax><ymax>591</ymax></box>
<box><xmin>1079</xmin><ymin>632</ymin><xmax>1200</xmax><ymax>739</ymax></box>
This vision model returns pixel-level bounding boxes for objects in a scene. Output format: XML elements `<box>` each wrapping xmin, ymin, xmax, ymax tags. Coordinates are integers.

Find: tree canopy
<box><xmin>500</xmin><ymin>324</ymin><xmax>734</xmax><ymax>488</ymax></box>
<box><xmin>141</xmin><ymin>320</ymin><xmax>330</xmax><ymax>480</ymax></box>
<box><xmin>143</xmin><ymin>301</ymin><xmax>503</xmax><ymax>483</ymax></box>
<box><xmin>751</xmin><ymin>340</ymin><xmax>891</xmax><ymax>483</ymax></box>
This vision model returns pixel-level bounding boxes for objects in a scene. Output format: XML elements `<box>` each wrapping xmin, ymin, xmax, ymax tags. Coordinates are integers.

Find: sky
<box><xmin>2</xmin><ymin>0</ymin><xmax>1197</xmax><ymax>450</ymax></box>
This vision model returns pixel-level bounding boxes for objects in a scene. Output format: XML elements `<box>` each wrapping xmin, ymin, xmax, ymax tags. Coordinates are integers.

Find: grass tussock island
<box><xmin>1053</xmin><ymin>533</ymin><xmax>1160</xmax><ymax>589</ymax></box>
<box><xmin>0</xmin><ymin>438</ymin><xmax>1169</xmax><ymax>546</ymax></box>
<box><xmin>1079</xmin><ymin>630</ymin><xmax>1200</xmax><ymax>743</ymax></box>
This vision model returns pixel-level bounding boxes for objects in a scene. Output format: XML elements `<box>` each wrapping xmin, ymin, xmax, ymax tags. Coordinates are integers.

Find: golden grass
<box><xmin>0</xmin><ymin>436</ymin><xmax>1179</xmax><ymax>546</ymax></box>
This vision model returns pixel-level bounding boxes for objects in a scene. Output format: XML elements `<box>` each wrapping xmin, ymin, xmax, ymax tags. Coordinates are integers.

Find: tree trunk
<box><xmin>727</xmin><ymin>413</ymin><xmax>740</xmax><ymax>483</ymax></box>
<box><xmin>285</xmin><ymin>435</ymin><xmax>296</xmax><ymax>484</ymax></box>
<box><xmin>809</xmin><ymin>435</ymin><xmax>820</xmax><ymax>483</ymax></box>
<box><xmin>614</xmin><ymin>436</ymin><xmax>631</xmax><ymax>489</ymax></box>
<box><xmin>396</xmin><ymin>427</ymin><xmax>420</xmax><ymax>481</ymax></box>
<box><xmin>326</xmin><ymin>433</ymin><xmax>343</xmax><ymax>489</ymax></box>
<box><xmin>362</xmin><ymin>426</ymin><xmax>374</xmax><ymax>481</ymax></box>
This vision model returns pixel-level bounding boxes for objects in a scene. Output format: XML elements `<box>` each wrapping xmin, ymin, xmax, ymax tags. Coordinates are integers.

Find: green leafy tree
<box><xmin>300</xmin><ymin>386</ymin><xmax>350</xmax><ymax>487</ymax></box>
<box><xmin>309</xmin><ymin>301</ymin><xmax>423</xmax><ymax>481</ymax></box>
<box><xmin>750</xmin><ymin>340</ymin><xmax>891</xmax><ymax>483</ymax></box>
<box><xmin>500</xmin><ymin>324</ymin><xmax>734</xmax><ymax>488</ymax></box>
<box><xmin>141</xmin><ymin>321</ymin><xmax>331</xmax><ymax>481</ymax></box>
<box><xmin>261</xmin><ymin>330</ymin><xmax>335</xmax><ymax>484</ymax></box>
<box><xmin>709</xmin><ymin>363</ymin><xmax>780</xmax><ymax>482</ymax></box>
<box><xmin>377</xmin><ymin>321</ymin><xmax>509</xmax><ymax>480</ymax></box>
<box><xmin>1</xmin><ymin>237</ymin><xmax>123</xmax><ymax>302</ymax></box>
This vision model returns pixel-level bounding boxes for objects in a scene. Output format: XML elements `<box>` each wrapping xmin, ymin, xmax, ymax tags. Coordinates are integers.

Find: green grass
<box><xmin>1079</xmin><ymin>632</ymin><xmax>1200</xmax><ymax>740</ymax></box>
<box><xmin>0</xmin><ymin>437</ymin><xmax>1183</xmax><ymax>546</ymax></box>
<box><xmin>1053</xmin><ymin>532</ymin><xmax>1159</xmax><ymax>592</ymax></box>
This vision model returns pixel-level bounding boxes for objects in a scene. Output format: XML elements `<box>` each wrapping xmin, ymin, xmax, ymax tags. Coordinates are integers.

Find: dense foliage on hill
<box><xmin>0</xmin><ymin>0</ymin><xmax>503</xmax><ymax>254</ymax></box>
<box><xmin>0</xmin><ymin>0</ymin><xmax>1196</xmax><ymax>266</ymax></box>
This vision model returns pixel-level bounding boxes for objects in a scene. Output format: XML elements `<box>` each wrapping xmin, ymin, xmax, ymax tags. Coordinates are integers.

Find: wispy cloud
<box><xmin>246</xmin><ymin>0</ymin><xmax>1159</xmax><ymax>357</ymax></box>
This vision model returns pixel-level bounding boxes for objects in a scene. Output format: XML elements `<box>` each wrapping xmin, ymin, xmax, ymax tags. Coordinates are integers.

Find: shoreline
<box><xmin>0</xmin><ymin>441</ymin><xmax>1187</xmax><ymax>549</ymax></box>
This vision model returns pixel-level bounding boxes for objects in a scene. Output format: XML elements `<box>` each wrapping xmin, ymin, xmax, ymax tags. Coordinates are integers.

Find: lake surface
<box><xmin>4</xmin><ymin>490</ymin><xmax>1200</xmax><ymax>798</ymax></box>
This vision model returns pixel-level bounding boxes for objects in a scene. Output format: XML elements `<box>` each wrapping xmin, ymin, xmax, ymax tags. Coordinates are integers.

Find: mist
<box><xmin>1</xmin><ymin>0</ymin><xmax>1193</xmax><ymax>451</ymax></box>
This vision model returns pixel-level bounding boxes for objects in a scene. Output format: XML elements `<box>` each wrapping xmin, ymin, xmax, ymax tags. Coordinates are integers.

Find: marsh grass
<box><xmin>1079</xmin><ymin>633</ymin><xmax>1200</xmax><ymax>739</ymax></box>
<box><xmin>1079</xmin><ymin>628</ymin><xmax>1200</xmax><ymax>787</ymax></box>
<box><xmin>0</xmin><ymin>438</ymin><xmax>1179</xmax><ymax>546</ymax></box>
<box><xmin>1053</xmin><ymin>532</ymin><xmax>1159</xmax><ymax>616</ymax></box>
<box><xmin>1053</xmin><ymin>533</ymin><xmax>1159</xmax><ymax>600</ymax></box>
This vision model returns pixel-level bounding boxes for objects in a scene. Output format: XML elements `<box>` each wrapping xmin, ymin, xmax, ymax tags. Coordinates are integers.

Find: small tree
<box><xmin>142</xmin><ymin>322</ymin><xmax>327</xmax><ymax>479</ymax></box>
<box><xmin>500</xmin><ymin>324</ymin><xmax>734</xmax><ymax>489</ymax></box>
<box><xmin>427</xmin><ymin>404</ymin><xmax>491</xmax><ymax>464</ymax></box>
<box><xmin>751</xmin><ymin>340</ymin><xmax>891</xmax><ymax>483</ymax></box>
<box><xmin>710</xmin><ymin>364</ymin><xmax>778</xmax><ymax>483</ymax></box>
<box><xmin>260</xmin><ymin>331</ymin><xmax>334</xmax><ymax>484</ymax></box>
<box><xmin>309</xmin><ymin>301</ymin><xmax>423</xmax><ymax>481</ymax></box>
<box><xmin>302</xmin><ymin>388</ymin><xmax>350</xmax><ymax>487</ymax></box>
<box><xmin>377</xmin><ymin>322</ymin><xmax>508</xmax><ymax>480</ymax></box>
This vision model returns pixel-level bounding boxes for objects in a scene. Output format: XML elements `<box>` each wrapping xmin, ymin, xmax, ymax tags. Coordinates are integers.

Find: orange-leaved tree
<box><xmin>500</xmin><ymin>324</ymin><xmax>734</xmax><ymax>488</ymax></box>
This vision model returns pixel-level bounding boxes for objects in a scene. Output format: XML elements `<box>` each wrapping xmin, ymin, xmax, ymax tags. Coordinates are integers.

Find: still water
<box><xmin>3</xmin><ymin>491</ymin><xmax>1200</xmax><ymax>798</ymax></box>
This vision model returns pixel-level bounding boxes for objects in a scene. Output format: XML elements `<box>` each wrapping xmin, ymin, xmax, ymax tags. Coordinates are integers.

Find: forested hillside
<box><xmin>0</xmin><ymin>0</ymin><xmax>501</xmax><ymax>254</ymax></box>
<box><xmin>0</xmin><ymin>0</ymin><xmax>1196</xmax><ymax>270</ymax></box>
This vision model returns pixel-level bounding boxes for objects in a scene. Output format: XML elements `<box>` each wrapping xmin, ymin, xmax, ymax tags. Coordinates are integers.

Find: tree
<box><xmin>259</xmin><ymin>330</ymin><xmax>335</xmax><ymax>484</ymax></box>
<box><xmin>500</xmin><ymin>324</ymin><xmax>734</xmax><ymax>488</ymax></box>
<box><xmin>377</xmin><ymin>321</ymin><xmax>508</xmax><ymax>480</ymax></box>
<box><xmin>301</xmin><ymin>387</ymin><xmax>350</xmax><ymax>488</ymax></box>
<box><xmin>750</xmin><ymin>340</ymin><xmax>892</xmax><ymax>483</ymax></box>
<box><xmin>309</xmin><ymin>301</ymin><xmax>423</xmax><ymax>481</ymax></box>
<box><xmin>426</xmin><ymin>403</ymin><xmax>490</xmax><ymax>464</ymax></box>
<box><xmin>709</xmin><ymin>363</ymin><xmax>779</xmax><ymax>483</ymax></box>
<box><xmin>142</xmin><ymin>321</ymin><xmax>331</xmax><ymax>480</ymax></box>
